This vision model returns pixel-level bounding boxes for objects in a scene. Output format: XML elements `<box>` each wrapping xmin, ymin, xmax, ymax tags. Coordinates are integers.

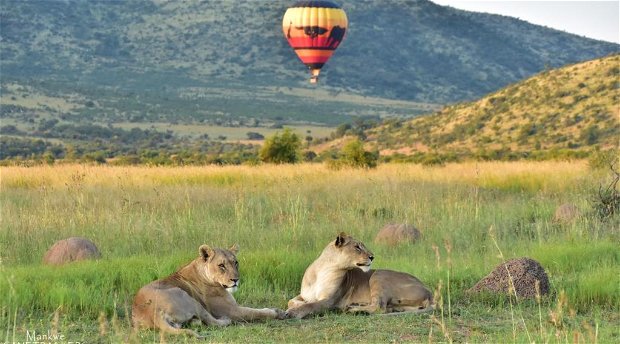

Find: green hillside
<box><xmin>362</xmin><ymin>54</ymin><xmax>619</xmax><ymax>160</ymax></box>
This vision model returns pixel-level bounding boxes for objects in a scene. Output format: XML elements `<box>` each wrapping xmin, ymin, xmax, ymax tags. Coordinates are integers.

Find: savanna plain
<box><xmin>1</xmin><ymin>161</ymin><xmax>618</xmax><ymax>343</ymax></box>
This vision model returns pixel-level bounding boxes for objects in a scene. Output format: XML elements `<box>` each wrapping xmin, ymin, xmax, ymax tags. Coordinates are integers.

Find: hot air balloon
<box><xmin>282</xmin><ymin>1</ymin><xmax>348</xmax><ymax>83</ymax></box>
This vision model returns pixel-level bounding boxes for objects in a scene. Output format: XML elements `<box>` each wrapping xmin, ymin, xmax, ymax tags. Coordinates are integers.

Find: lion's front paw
<box><xmin>273</xmin><ymin>308</ymin><xmax>288</xmax><ymax>320</ymax></box>
<box><xmin>214</xmin><ymin>316</ymin><xmax>231</xmax><ymax>327</ymax></box>
<box><xmin>285</xmin><ymin>307</ymin><xmax>307</xmax><ymax>319</ymax></box>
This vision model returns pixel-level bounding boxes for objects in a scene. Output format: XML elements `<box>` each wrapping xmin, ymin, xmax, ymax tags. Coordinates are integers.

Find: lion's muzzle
<box><xmin>224</xmin><ymin>278</ymin><xmax>239</xmax><ymax>293</ymax></box>
<box><xmin>356</xmin><ymin>262</ymin><xmax>372</xmax><ymax>272</ymax></box>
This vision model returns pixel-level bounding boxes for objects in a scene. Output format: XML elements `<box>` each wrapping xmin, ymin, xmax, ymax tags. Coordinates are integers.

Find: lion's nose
<box><xmin>369</xmin><ymin>256</ymin><xmax>374</xmax><ymax>261</ymax></box>
<box><xmin>230</xmin><ymin>278</ymin><xmax>239</xmax><ymax>284</ymax></box>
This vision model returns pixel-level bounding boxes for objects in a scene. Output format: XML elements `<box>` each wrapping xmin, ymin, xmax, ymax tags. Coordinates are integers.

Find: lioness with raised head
<box><xmin>132</xmin><ymin>244</ymin><xmax>286</xmax><ymax>337</ymax></box>
<box><xmin>286</xmin><ymin>233</ymin><xmax>433</xmax><ymax>319</ymax></box>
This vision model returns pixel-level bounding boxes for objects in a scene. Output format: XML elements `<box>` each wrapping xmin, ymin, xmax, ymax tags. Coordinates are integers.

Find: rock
<box><xmin>43</xmin><ymin>237</ymin><xmax>101</xmax><ymax>265</ymax></box>
<box><xmin>553</xmin><ymin>203</ymin><xmax>580</xmax><ymax>223</ymax></box>
<box><xmin>374</xmin><ymin>223</ymin><xmax>421</xmax><ymax>246</ymax></box>
<box><xmin>468</xmin><ymin>257</ymin><xmax>549</xmax><ymax>299</ymax></box>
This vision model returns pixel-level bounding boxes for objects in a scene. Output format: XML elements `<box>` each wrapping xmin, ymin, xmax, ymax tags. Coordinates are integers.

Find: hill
<box><xmin>354</xmin><ymin>54</ymin><xmax>619</xmax><ymax>161</ymax></box>
<box><xmin>1</xmin><ymin>0</ymin><xmax>618</xmax><ymax>128</ymax></box>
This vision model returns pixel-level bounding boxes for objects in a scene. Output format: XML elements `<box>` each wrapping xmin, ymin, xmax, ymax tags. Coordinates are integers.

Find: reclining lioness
<box><xmin>286</xmin><ymin>233</ymin><xmax>433</xmax><ymax>318</ymax></box>
<box><xmin>132</xmin><ymin>244</ymin><xmax>286</xmax><ymax>337</ymax></box>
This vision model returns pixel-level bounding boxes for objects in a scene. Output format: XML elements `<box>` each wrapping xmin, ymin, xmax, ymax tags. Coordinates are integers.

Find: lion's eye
<box><xmin>355</xmin><ymin>245</ymin><xmax>362</xmax><ymax>252</ymax></box>
<box><xmin>234</xmin><ymin>261</ymin><xmax>239</xmax><ymax>268</ymax></box>
<box><xmin>218</xmin><ymin>263</ymin><xmax>226</xmax><ymax>270</ymax></box>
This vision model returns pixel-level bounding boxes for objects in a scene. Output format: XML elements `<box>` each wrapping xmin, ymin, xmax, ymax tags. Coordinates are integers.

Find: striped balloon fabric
<box><xmin>282</xmin><ymin>1</ymin><xmax>348</xmax><ymax>83</ymax></box>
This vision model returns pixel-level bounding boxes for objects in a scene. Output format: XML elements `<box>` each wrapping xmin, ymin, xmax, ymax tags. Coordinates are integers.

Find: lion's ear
<box><xmin>199</xmin><ymin>245</ymin><xmax>214</xmax><ymax>261</ymax></box>
<box><xmin>229</xmin><ymin>243</ymin><xmax>239</xmax><ymax>255</ymax></box>
<box><xmin>335</xmin><ymin>232</ymin><xmax>348</xmax><ymax>247</ymax></box>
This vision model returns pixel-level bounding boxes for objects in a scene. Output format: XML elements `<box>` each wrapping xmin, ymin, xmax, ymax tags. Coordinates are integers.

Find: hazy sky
<box><xmin>430</xmin><ymin>1</ymin><xmax>619</xmax><ymax>44</ymax></box>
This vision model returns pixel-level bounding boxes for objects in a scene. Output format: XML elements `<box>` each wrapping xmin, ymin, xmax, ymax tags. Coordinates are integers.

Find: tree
<box><xmin>259</xmin><ymin>128</ymin><xmax>301</xmax><ymax>164</ymax></box>
<box><xmin>340</xmin><ymin>138</ymin><xmax>378</xmax><ymax>168</ymax></box>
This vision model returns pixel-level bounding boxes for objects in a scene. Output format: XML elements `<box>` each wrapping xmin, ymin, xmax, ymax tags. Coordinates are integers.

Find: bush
<box><xmin>83</xmin><ymin>152</ymin><xmax>107</xmax><ymax>164</ymax></box>
<box><xmin>420</xmin><ymin>153</ymin><xmax>446</xmax><ymax>166</ymax></box>
<box><xmin>111</xmin><ymin>155</ymin><xmax>141</xmax><ymax>165</ymax></box>
<box><xmin>580</xmin><ymin>124</ymin><xmax>600</xmax><ymax>145</ymax></box>
<box><xmin>259</xmin><ymin>128</ymin><xmax>301</xmax><ymax>164</ymax></box>
<box><xmin>591</xmin><ymin>165</ymin><xmax>620</xmax><ymax>220</ymax></box>
<box><xmin>589</xmin><ymin>149</ymin><xmax>619</xmax><ymax>170</ymax></box>
<box><xmin>246</xmin><ymin>132</ymin><xmax>264</xmax><ymax>140</ymax></box>
<box><xmin>303</xmin><ymin>150</ymin><xmax>317</xmax><ymax>162</ymax></box>
<box><xmin>339</xmin><ymin>139</ymin><xmax>378</xmax><ymax>169</ymax></box>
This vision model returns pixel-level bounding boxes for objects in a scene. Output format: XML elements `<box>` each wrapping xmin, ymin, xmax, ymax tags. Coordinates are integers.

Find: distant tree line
<box><xmin>0</xmin><ymin>122</ymin><xmax>613</xmax><ymax>167</ymax></box>
<box><xmin>0</xmin><ymin>122</ymin><xmax>262</xmax><ymax>165</ymax></box>
<box><xmin>0</xmin><ymin>135</ymin><xmax>262</xmax><ymax>166</ymax></box>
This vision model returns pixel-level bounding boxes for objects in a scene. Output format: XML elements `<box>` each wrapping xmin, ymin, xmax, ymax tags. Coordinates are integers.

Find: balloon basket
<box><xmin>309</xmin><ymin>69</ymin><xmax>320</xmax><ymax>84</ymax></box>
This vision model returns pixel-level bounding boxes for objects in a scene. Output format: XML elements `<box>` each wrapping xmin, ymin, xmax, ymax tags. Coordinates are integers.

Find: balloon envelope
<box><xmin>282</xmin><ymin>1</ymin><xmax>348</xmax><ymax>83</ymax></box>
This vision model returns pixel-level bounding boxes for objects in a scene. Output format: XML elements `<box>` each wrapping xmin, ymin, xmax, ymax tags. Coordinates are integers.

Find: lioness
<box><xmin>132</xmin><ymin>244</ymin><xmax>286</xmax><ymax>337</ymax></box>
<box><xmin>286</xmin><ymin>233</ymin><xmax>433</xmax><ymax>319</ymax></box>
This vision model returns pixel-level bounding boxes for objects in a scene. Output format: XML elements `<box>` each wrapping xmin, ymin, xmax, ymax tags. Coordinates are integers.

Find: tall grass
<box><xmin>1</xmin><ymin>161</ymin><xmax>617</xmax><ymax>342</ymax></box>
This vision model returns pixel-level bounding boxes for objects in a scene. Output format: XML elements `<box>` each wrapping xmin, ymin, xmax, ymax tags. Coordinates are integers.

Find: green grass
<box><xmin>1</xmin><ymin>162</ymin><xmax>618</xmax><ymax>343</ymax></box>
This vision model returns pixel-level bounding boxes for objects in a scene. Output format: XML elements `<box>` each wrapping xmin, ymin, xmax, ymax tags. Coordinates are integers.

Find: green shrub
<box><xmin>420</xmin><ymin>153</ymin><xmax>446</xmax><ymax>166</ymax></box>
<box><xmin>339</xmin><ymin>139</ymin><xmax>378</xmax><ymax>169</ymax></box>
<box><xmin>588</xmin><ymin>148</ymin><xmax>619</xmax><ymax>170</ymax></box>
<box><xmin>591</xmin><ymin>166</ymin><xmax>620</xmax><ymax>220</ymax></box>
<box><xmin>258</xmin><ymin>128</ymin><xmax>301</xmax><ymax>164</ymax></box>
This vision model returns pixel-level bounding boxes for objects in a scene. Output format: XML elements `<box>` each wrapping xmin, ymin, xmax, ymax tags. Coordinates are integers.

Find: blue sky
<box><xmin>431</xmin><ymin>1</ymin><xmax>619</xmax><ymax>44</ymax></box>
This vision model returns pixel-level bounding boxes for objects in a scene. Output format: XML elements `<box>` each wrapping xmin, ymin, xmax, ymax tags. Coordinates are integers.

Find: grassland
<box><xmin>110</xmin><ymin>122</ymin><xmax>334</xmax><ymax>143</ymax></box>
<box><xmin>1</xmin><ymin>162</ymin><xmax>618</xmax><ymax>343</ymax></box>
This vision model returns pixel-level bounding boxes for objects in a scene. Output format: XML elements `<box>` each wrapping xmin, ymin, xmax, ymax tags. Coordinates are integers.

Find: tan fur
<box><xmin>286</xmin><ymin>233</ymin><xmax>433</xmax><ymax>319</ymax></box>
<box><xmin>132</xmin><ymin>244</ymin><xmax>286</xmax><ymax>338</ymax></box>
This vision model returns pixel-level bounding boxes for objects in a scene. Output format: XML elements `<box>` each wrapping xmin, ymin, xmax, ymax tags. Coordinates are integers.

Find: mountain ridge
<box><xmin>1</xmin><ymin>0</ymin><xmax>617</xmax><ymax>106</ymax></box>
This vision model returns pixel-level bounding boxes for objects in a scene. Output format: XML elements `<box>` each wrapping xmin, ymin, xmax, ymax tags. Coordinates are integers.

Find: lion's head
<box><xmin>330</xmin><ymin>233</ymin><xmax>374</xmax><ymax>272</ymax></box>
<box><xmin>198</xmin><ymin>244</ymin><xmax>240</xmax><ymax>293</ymax></box>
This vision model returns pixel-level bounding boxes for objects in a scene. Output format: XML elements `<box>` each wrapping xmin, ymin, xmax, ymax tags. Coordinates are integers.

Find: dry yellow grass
<box><xmin>1</xmin><ymin>160</ymin><xmax>591</xmax><ymax>193</ymax></box>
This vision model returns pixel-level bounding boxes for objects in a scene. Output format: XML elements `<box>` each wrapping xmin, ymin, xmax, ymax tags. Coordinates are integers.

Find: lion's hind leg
<box><xmin>152</xmin><ymin>288</ymin><xmax>228</xmax><ymax>337</ymax></box>
<box><xmin>386</xmin><ymin>298</ymin><xmax>434</xmax><ymax>314</ymax></box>
<box><xmin>154</xmin><ymin>311</ymin><xmax>203</xmax><ymax>338</ymax></box>
<box><xmin>346</xmin><ymin>276</ymin><xmax>394</xmax><ymax>315</ymax></box>
<box><xmin>194</xmin><ymin>304</ymin><xmax>230</xmax><ymax>327</ymax></box>
<box><xmin>345</xmin><ymin>296</ymin><xmax>387</xmax><ymax>315</ymax></box>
